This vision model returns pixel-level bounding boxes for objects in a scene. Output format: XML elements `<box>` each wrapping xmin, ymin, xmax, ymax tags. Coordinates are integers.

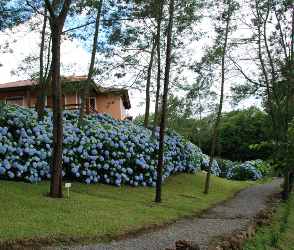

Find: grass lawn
<box><xmin>244</xmin><ymin>196</ymin><xmax>294</xmax><ymax>250</ymax></box>
<box><xmin>0</xmin><ymin>173</ymin><xmax>251</xmax><ymax>246</ymax></box>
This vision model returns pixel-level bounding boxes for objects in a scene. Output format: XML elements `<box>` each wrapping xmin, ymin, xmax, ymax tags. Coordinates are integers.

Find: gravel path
<box><xmin>51</xmin><ymin>179</ymin><xmax>281</xmax><ymax>250</ymax></box>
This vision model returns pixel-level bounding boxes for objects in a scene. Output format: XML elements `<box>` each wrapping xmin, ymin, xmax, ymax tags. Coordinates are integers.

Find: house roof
<box><xmin>0</xmin><ymin>76</ymin><xmax>131</xmax><ymax>109</ymax></box>
<box><xmin>0</xmin><ymin>79</ymin><xmax>37</xmax><ymax>89</ymax></box>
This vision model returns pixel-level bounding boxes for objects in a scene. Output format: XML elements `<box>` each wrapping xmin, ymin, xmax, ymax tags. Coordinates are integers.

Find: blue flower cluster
<box><xmin>0</xmin><ymin>105</ymin><xmax>204</xmax><ymax>186</ymax></box>
<box><xmin>0</xmin><ymin>105</ymin><xmax>268</xmax><ymax>185</ymax></box>
<box><xmin>200</xmin><ymin>154</ymin><xmax>221</xmax><ymax>176</ymax></box>
<box><xmin>226</xmin><ymin>160</ymin><xmax>263</xmax><ymax>181</ymax></box>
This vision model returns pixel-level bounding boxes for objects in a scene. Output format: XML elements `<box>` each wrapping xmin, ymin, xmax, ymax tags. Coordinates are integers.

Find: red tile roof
<box><xmin>0</xmin><ymin>79</ymin><xmax>37</xmax><ymax>89</ymax></box>
<box><xmin>0</xmin><ymin>76</ymin><xmax>90</xmax><ymax>89</ymax></box>
<box><xmin>0</xmin><ymin>76</ymin><xmax>131</xmax><ymax>109</ymax></box>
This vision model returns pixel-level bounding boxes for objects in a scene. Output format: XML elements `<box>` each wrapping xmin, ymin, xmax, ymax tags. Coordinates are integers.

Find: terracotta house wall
<box><xmin>95</xmin><ymin>95</ymin><xmax>124</xmax><ymax>120</ymax></box>
<box><xmin>0</xmin><ymin>91</ymin><xmax>39</xmax><ymax>108</ymax></box>
<box><xmin>29</xmin><ymin>93</ymin><xmax>37</xmax><ymax>107</ymax></box>
<box><xmin>0</xmin><ymin>90</ymin><xmax>30</xmax><ymax>106</ymax></box>
<box><xmin>0</xmin><ymin>89</ymin><xmax>129</xmax><ymax>120</ymax></box>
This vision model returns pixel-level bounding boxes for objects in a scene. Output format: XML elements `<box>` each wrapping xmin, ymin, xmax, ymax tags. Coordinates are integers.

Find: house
<box><xmin>0</xmin><ymin>76</ymin><xmax>131</xmax><ymax>120</ymax></box>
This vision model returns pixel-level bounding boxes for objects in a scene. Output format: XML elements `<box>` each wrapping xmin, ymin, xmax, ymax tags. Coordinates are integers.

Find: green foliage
<box><xmin>0</xmin><ymin>0</ymin><xmax>35</xmax><ymax>31</ymax></box>
<box><xmin>244</xmin><ymin>197</ymin><xmax>294</xmax><ymax>250</ymax></box>
<box><xmin>288</xmin><ymin>120</ymin><xmax>294</xmax><ymax>167</ymax></box>
<box><xmin>218</xmin><ymin>107</ymin><xmax>272</xmax><ymax>161</ymax></box>
<box><xmin>253</xmin><ymin>160</ymin><xmax>271</xmax><ymax>176</ymax></box>
<box><xmin>136</xmin><ymin>107</ymin><xmax>273</xmax><ymax>162</ymax></box>
<box><xmin>161</xmin><ymin>107</ymin><xmax>272</xmax><ymax>162</ymax></box>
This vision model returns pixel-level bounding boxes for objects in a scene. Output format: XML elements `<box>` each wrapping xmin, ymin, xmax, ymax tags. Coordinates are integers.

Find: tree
<box><xmin>231</xmin><ymin>0</ymin><xmax>294</xmax><ymax>199</ymax></box>
<box><xmin>35</xmin><ymin>7</ymin><xmax>50</xmax><ymax>120</ymax></box>
<box><xmin>44</xmin><ymin>0</ymin><xmax>72</xmax><ymax>198</ymax></box>
<box><xmin>152</xmin><ymin>0</ymin><xmax>163</xmax><ymax>136</ymax></box>
<box><xmin>155</xmin><ymin>0</ymin><xmax>175</xmax><ymax>203</ymax></box>
<box><xmin>144</xmin><ymin>36</ymin><xmax>156</xmax><ymax>128</ymax></box>
<box><xmin>0</xmin><ymin>0</ymin><xmax>34</xmax><ymax>31</ymax></box>
<box><xmin>204</xmin><ymin>0</ymin><xmax>238</xmax><ymax>194</ymax></box>
<box><xmin>79</xmin><ymin>0</ymin><xmax>103</xmax><ymax>124</ymax></box>
<box><xmin>219</xmin><ymin>108</ymin><xmax>271</xmax><ymax>161</ymax></box>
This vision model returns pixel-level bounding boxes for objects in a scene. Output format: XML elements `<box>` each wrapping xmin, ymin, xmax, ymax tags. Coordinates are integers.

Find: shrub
<box><xmin>200</xmin><ymin>154</ymin><xmax>221</xmax><ymax>176</ymax></box>
<box><xmin>226</xmin><ymin>161</ymin><xmax>263</xmax><ymax>181</ymax></box>
<box><xmin>253</xmin><ymin>159</ymin><xmax>271</xmax><ymax>176</ymax></box>
<box><xmin>0</xmin><ymin>105</ymin><xmax>269</xmax><ymax>186</ymax></box>
<box><xmin>217</xmin><ymin>159</ymin><xmax>235</xmax><ymax>178</ymax></box>
<box><xmin>0</xmin><ymin>105</ymin><xmax>203</xmax><ymax>186</ymax></box>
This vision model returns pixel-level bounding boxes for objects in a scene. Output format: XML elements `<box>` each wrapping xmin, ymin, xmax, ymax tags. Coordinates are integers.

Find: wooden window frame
<box><xmin>5</xmin><ymin>96</ymin><xmax>24</xmax><ymax>106</ymax></box>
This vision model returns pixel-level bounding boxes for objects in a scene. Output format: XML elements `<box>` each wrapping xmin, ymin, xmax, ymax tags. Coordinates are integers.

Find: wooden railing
<box><xmin>64</xmin><ymin>104</ymin><xmax>97</xmax><ymax>113</ymax></box>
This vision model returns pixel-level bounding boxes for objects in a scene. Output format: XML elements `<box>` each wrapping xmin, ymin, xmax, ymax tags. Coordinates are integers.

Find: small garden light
<box><xmin>65</xmin><ymin>183</ymin><xmax>72</xmax><ymax>198</ymax></box>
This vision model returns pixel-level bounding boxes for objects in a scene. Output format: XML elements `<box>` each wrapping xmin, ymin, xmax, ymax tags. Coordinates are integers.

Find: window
<box><xmin>6</xmin><ymin>96</ymin><xmax>24</xmax><ymax>106</ymax></box>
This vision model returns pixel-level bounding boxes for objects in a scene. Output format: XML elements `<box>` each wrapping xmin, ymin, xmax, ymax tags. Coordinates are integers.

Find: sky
<box><xmin>0</xmin><ymin>3</ymin><xmax>262</xmax><ymax>118</ymax></box>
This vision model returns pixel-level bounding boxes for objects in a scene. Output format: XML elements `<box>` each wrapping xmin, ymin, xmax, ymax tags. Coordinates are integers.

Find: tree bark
<box><xmin>282</xmin><ymin>6</ymin><xmax>294</xmax><ymax>200</ymax></box>
<box><xmin>36</xmin><ymin>8</ymin><xmax>47</xmax><ymax>120</ymax></box>
<box><xmin>204</xmin><ymin>4</ymin><xmax>231</xmax><ymax>194</ymax></box>
<box><xmin>50</xmin><ymin>21</ymin><xmax>63</xmax><ymax>198</ymax></box>
<box><xmin>79</xmin><ymin>0</ymin><xmax>103</xmax><ymax>124</ymax></box>
<box><xmin>144</xmin><ymin>36</ymin><xmax>157</xmax><ymax>128</ymax></box>
<box><xmin>45</xmin><ymin>0</ymin><xmax>71</xmax><ymax>198</ymax></box>
<box><xmin>152</xmin><ymin>0</ymin><xmax>163</xmax><ymax>137</ymax></box>
<box><xmin>155</xmin><ymin>0</ymin><xmax>174</xmax><ymax>203</ymax></box>
<box><xmin>282</xmin><ymin>170</ymin><xmax>290</xmax><ymax>200</ymax></box>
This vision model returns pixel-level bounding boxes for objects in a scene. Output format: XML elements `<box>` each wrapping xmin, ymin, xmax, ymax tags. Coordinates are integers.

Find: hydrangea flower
<box><xmin>0</xmin><ymin>105</ymin><xmax>265</xmax><ymax>186</ymax></box>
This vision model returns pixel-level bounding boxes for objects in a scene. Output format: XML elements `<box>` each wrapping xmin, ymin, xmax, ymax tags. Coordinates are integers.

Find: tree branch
<box><xmin>44</xmin><ymin>0</ymin><xmax>55</xmax><ymax>18</ymax></box>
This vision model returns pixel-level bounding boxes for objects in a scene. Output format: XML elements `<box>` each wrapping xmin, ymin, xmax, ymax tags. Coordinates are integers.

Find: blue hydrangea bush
<box><xmin>0</xmin><ymin>105</ymin><xmax>269</xmax><ymax>185</ymax></box>
<box><xmin>226</xmin><ymin>161</ymin><xmax>263</xmax><ymax>181</ymax></box>
<box><xmin>200</xmin><ymin>154</ymin><xmax>221</xmax><ymax>176</ymax></box>
<box><xmin>217</xmin><ymin>159</ymin><xmax>235</xmax><ymax>178</ymax></box>
<box><xmin>0</xmin><ymin>105</ymin><xmax>204</xmax><ymax>186</ymax></box>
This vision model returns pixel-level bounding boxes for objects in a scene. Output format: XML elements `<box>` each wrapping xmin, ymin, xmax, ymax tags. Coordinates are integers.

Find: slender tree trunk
<box><xmin>291</xmin><ymin>6</ymin><xmax>294</xmax><ymax>63</ymax></box>
<box><xmin>144</xmin><ymin>37</ymin><xmax>157</xmax><ymax>128</ymax></box>
<box><xmin>79</xmin><ymin>0</ymin><xmax>103</xmax><ymax>124</ymax></box>
<box><xmin>152</xmin><ymin>0</ymin><xmax>163</xmax><ymax>137</ymax></box>
<box><xmin>155</xmin><ymin>0</ymin><xmax>174</xmax><ymax>203</ymax></box>
<box><xmin>198</xmin><ymin>94</ymin><xmax>202</xmax><ymax>148</ymax></box>
<box><xmin>288</xmin><ymin>7</ymin><xmax>294</xmax><ymax>196</ymax></box>
<box><xmin>255</xmin><ymin>3</ymin><xmax>285</xmax><ymax>198</ymax></box>
<box><xmin>255</xmin><ymin>0</ymin><xmax>277</xmax><ymax>136</ymax></box>
<box><xmin>289</xmin><ymin>172</ymin><xmax>294</xmax><ymax>193</ymax></box>
<box><xmin>204</xmin><ymin>7</ymin><xmax>231</xmax><ymax>195</ymax></box>
<box><xmin>282</xmin><ymin>170</ymin><xmax>290</xmax><ymax>200</ymax></box>
<box><xmin>45</xmin><ymin>0</ymin><xmax>71</xmax><ymax>198</ymax></box>
<box><xmin>49</xmin><ymin>21</ymin><xmax>63</xmax><ymax>198</ymax></box>
<box><xmin>36</xmin><ymin>8</ymin><xmax>47</xmax><ymax>120</ymax></box>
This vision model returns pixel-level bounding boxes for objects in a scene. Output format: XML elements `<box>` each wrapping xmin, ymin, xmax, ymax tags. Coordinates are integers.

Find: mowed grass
<box><xmin>0</xmin><ymin>173</ymin><xmax>251</xmax><ymax>245</ymax></box>
<box><xmin>244</xmin><ymin>196</ymin><xmax>294</xmax><ymax>250</ymax></box>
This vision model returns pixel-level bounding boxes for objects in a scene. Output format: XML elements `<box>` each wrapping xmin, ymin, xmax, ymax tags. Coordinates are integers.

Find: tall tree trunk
<box><xmin>36</xmin><ymin>8</ymin><xmax>47</xmax><ymax>120</ymax></box>
<box><xmin>288</xmin><ymin>6</ymin><xmax>294</xmax><ymax>196</ymax></box>
<box><xmin>49</xmin><ymin>20</ymin><xmax>63</xmax><ymax>198</ymax></box>
<box><xmin>152</xmin><ymin>0</ymin><xmax>163</xmax><ymax>137</ymax></box>
<box><xmin>45</xmin><ymin>0</ymin><xmax>71</xmax><ymax>198</ymax></box>
<box><xmin>155</xmin><ymin>0</ymin><xmax>174</xmax><ymax>203</ymax></box>
<box><xmin>204</xmin><ymin>6</ymin><xmax>231</xmax><ymax>195</ymax></box>
<box><xmin>79</xmin><ymin>0</ymin><xmax>103</xmax><ymax>124</ymax></box>
<box><xmin>144</xmin><ymin>36</ymin><xmax>156</xmax><ymax>128</ymax></box>
<box><xmin>283</xmin><ymin>170</ymin><xmax>290</xmax><ymax>200</ymax></box>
